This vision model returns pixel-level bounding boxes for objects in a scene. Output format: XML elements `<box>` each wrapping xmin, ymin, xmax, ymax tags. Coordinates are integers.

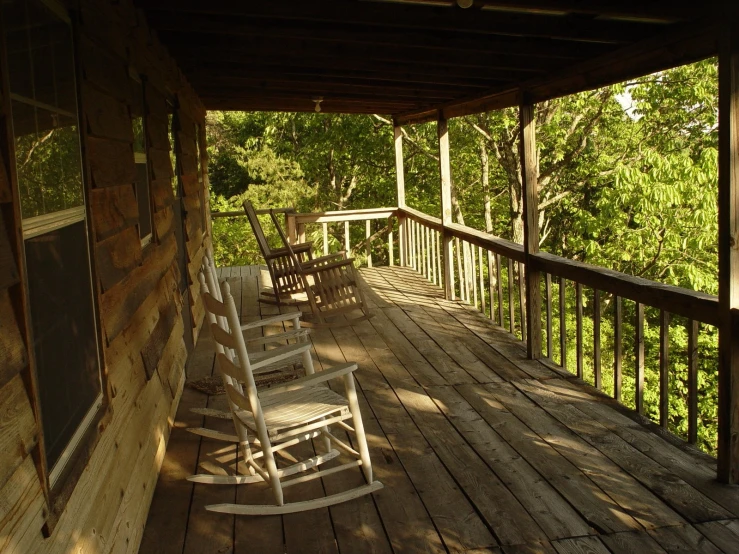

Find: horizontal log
<box><xmin>0</xmin><ymin>456</ymin><xmax>46</xmax><ymax>554</ymax></box>
<box><xmin>80</xmin><ymin>35</ymin><xmax>132</xmax><ymax>104</ymax></box>
<box><xmin>177</xmin><ymin>131</ymin><xmax>198</xmax><ymax>156</ymax></box>
<box><xmin>87</xmin><ymin>136</ymin><xmax>136</xmax><ymax>188</ymax></box>
<box><xmin>145</xmin><ymin>84</ymin><xmax>169</xmax><ymax>118</ymax></box>
<box><xmin>0</xmin><ymin>289</ymin><xmax>27</xmax><ymax>390</ymax></box>
<box><xmin>90</xmin><ymin>184</ymin><xmax>139</xmax><ymax>242</ymax></box>
<box><xmin>100</xmin><ymin>233</ymin><xmax>177</xmax><ymax>342</ymax></box>
<box><xmin>0</xmin><ymin>375</ymin><xmax>38</xmax><ymax>490</ymax></box>
<box><xmin>149</xmin><ymin>148</ymin><xmax>174</xmax><ymax>182</ymax></box>
<box><xmin>146</xmin><ymin>114</ymin><xmax>171</xmax><ymax>151</ymax></box>
<box><xmin>291</xmin><ymin>207</ymin><xmax>399</xmax><ymax>224</ymax></box>
<box><xmin>180</xmin><ymin>173</ymin><xmax>200</xmax><ymax>197</ymax></box>
<box><xmin>531</xmin><ymin>251</ymin><xmax>719</xmax><ymax>326</ymax></box>
<box><xmin>177</xmin><ymin>109</ymin><xmax>196</xmax><ymax>138</ymax></box>
<box><xmin>83</xmin><ymin>85</ymin><xmax>134</xmax><ymax>143</ymax></box>
<box><xmin>0</xmin><ymin>209</ymin><xmax>19</xmax><ymax>289</ymax></box>
<box><xmin>141</xmin><ymin>301</ymin><xmax>179</xmax><ymax>380</ymax></box>
<box><xmin>154</xmin><ymin>204</ymin><xmax>175</xmax><ymax>241</ymax></box>
<box><xmin>94</xmin><ymin>225</ymin><xmax>143</xmax><ymax>292</ymax></box>
<box><xmin>178</xmin><ymin>152</ymin><xmax>198</xmax><ymax>176</ymax></box>
<box><xmin>151</xmin><ymin>178</ymin><xmax>176</xmax><ymax>211</ymax></box>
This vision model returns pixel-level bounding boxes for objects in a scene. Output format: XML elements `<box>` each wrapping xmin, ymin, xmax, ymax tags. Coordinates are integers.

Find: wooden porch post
<box><xmin>439</xmin><ymin>116</ymin><xmax>455</xmax><ymax>300</ymax></box>
<box><xmin>394</xmin><ymin>124</ymin><xmax>407</xmax><ymax>267</ymax></box>
<box><xmin>717</xmin><ymin>22</ymin><xmax>739</xmax><ymax>484</ymax></box>
<box><xmin>520</xmin><ymin>102</ymin><xmax>542</xmax><ymax>359</ymax></box>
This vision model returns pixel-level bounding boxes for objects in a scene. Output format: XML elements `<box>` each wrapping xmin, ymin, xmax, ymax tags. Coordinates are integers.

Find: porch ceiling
<box><xmin>138</xmin><ymin>0</ymin><xmax>726</xmax><ymax>119</ymax></box>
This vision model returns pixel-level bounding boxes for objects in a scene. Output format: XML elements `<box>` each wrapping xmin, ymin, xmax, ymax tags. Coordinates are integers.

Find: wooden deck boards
<box><xmin>141</xmin><ymin>265</ymin><xmax>739</xmax><ymax>554</ymax></box>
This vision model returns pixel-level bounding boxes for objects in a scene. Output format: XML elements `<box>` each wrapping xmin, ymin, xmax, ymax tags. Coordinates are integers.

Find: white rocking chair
<box><xmin>187</xmin><ymin>254</ymin><xmax>310</xmax><ymax>432</ymax></box>
<box><xmin>193</xmin><ymin>279</ymin><xmax>383</xmax><ymax>515</ymax></box>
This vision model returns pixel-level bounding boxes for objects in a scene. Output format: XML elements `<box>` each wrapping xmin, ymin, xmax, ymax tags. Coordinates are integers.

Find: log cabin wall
<box><xmin>0</xmin><ymin>0</ymin><xmax>209</xmax><ymax>552</ymax></box>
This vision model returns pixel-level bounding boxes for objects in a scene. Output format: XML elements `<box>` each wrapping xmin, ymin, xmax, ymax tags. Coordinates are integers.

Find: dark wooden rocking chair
<box><xmin>243</xmin><ymin>201</ymin><xmax>345</xmax><ymax>306</ymax></box>
<box><xmin>268</xmin><ymin>209</ymin><xmax>373</xmax><ymax>328</ymax></box>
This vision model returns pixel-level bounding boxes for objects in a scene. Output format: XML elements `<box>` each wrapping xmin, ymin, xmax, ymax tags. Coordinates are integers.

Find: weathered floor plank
<box><xmin>142</xmin><ymin>265</ymin><xmax>739</xmax><ymax>554</ymax></box>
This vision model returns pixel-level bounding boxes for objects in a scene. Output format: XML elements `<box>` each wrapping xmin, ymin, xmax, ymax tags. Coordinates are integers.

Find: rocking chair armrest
<box><xmin>260</xmin><ymin>362</ymin><xmax>358</xmax><ymax>398</ymax></box>
<box><xmin>301</xmin><ymin>252</ymin><xmax>346</xmax><ymax>267</ymax></box>
<box><xmin>301</xmin><ymin>259</ymin><xmax>356</xmax><ymax>275</ymax></box>
<box><xmin>239</xmin><ymin>311</ymin><xmax>303</xmax><ymax>330</ymax></box>
<box><xmin>269</xmin><ymin>242</ymin><xmax>313</xmax><ymax>258</ymax></box>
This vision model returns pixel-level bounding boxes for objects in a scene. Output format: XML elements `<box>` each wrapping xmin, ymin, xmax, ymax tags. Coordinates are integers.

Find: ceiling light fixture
<box><xmin>457</xmin><ymin>0</ymin><xmax>473</xmax><ymax>7</ymax></box>
<box><xmin>313</xmin><ymin>96</ymin><xmax>324</xmax><ymax>113</ymax></box>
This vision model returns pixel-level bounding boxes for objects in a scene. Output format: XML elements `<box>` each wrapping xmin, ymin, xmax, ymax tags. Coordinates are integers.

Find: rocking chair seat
<box><xmin>230</xmin><ymin>385</ymin><xmax>351</xmax><ymax>439</ymax></box>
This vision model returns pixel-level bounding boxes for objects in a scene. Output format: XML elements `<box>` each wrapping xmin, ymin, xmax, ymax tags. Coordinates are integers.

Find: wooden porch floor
<box><xmin>140</xmin><ymin>266</ymin><xmax>739</xmax><ymax>554</ymax></box>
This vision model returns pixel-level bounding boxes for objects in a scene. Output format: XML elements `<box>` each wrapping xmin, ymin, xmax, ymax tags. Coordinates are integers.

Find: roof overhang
<box><xmin>137</xmin><ymin>0</ymin><xmax>729</xmax><ymax>121</ymax></box>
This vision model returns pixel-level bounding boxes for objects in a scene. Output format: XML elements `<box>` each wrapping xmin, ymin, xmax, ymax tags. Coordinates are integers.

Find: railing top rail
<box><xmin>290</xmin><ymin>207</ymin><xmax>399</xmax><ymax>224</ymax></box>
<box><xmin>211</xmin><ymin>207</ymin><xmax>295</xmax><ymax>219</ymax></box>
<box><xmin>532</xmin><ymin>251</ymin><xmax>719</xmax><ymax>326</ymax></box>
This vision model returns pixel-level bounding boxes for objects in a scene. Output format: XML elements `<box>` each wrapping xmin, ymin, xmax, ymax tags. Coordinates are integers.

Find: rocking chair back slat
<box><xmin>244</xmin><ymin>200</ymin><xmax>273</xmax><ymax>259</ymax></box>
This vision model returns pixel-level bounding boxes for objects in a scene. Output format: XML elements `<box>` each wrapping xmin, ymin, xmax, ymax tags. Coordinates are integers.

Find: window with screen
<box><xmin>3</xmin><ymin>0</ymin><xmax>102</xmax><ymax>485</ymax></box>
<box><xmin>130</xmin><ymin>72</ymin><xmax>152</xmax><ymax>244</ymax></box>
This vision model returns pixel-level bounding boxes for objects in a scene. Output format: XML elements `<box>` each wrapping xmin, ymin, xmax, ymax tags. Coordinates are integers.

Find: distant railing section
<box><xmin>285</xmin><ymin>208</ymin><xmax>399</xmax><ymax>268</ymax></box>
<box><xmin>396</xmin><ymin>206</ymin><xmax>718</xmax><ymax>449</ymax></box>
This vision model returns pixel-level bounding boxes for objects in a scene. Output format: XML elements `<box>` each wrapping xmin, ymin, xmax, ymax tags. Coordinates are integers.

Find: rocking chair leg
<box><xmin>343</xmin><ymin>374</ymin><xmax>373</xmax><ymax>484</ymax></box>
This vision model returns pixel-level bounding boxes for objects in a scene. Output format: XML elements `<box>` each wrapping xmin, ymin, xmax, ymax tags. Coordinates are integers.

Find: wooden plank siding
<box><xmin>143</xmin><ymin>266</ymin><xmax>739</xmax><ymax>554</ymax></box>
<box><xmin>0</xmin><ymin>0</ymin><xmax>208</xmax><ymax>553</ymax></box>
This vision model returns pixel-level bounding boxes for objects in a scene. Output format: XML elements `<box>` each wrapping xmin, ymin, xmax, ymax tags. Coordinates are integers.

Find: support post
<box><xmin>438</xmin><ymin>116</ymin><xmax>455</xmax><ymax>300</ymax></box>
<box><xmin>287</xmin><ymin>214</ymin><xmax>297</xmax><ymax>245</ymax></box>
<box><xmin>394</xmin><ymin>125</ymin><xmax>407</xmax><ymax>267</ymax></box>
<box><xmin>520</xmin><ymin>102</ymin><xmax>541</xmax><ymax>359</ymax></box>
<box><xmin>717</xmin><ymin>22</ymin><xmax>739</xmax><ymax>484</ymax></box>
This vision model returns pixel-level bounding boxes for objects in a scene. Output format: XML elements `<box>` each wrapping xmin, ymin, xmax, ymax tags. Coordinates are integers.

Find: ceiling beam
<box><xmin>141</xmin><ymin>0</ymin><xmax>663</xmax><ymax>44</ymax></box>
<box><xmin>399</xmin><ymin>0</ymin><xmax>719</xmax><ymax>22</ymax></box>
<box><xmin>162</xmin><ymin>34</ymin><xmax>572</xmax><ymax>73</ymax></box>
<box><xmin>146</xmin><ymin>12</ymin><xmax>615</xmax><ymax>60</ymax></box>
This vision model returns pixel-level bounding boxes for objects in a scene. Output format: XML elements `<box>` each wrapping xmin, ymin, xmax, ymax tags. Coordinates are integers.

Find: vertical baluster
<box><xmin>432</xmin><ymin>229</ymin><xmax>437</xmax><ymax>285</ymax></box>
<box><xmin>635</xmin><ymin>302</ymin><xmax>645</xmax><ymax>415</ymax></box>
<box><xmin>576</xmin><ymin>283</ymin><xmax>583</xmax><ymax>379</ymax></box>
<box><xmin>614</xmin><ymin>296</ymin><xmax>622</xmax><ymax>401</ymax></box>
<box><xmin>479</xmin><ymin>246</ymin><xmax>486</xmax><ymax>316</ymax></box>
<box><xmin>518</xmin><ymin>262</ymin><xmax>526</xmax><ymax>343</ymax></box>
<box><xmin>389</xmin><ymin>227</ymin><xmax>394</xmax><ymax>266</ymax></box>
<box><xmin>546</xmin><ymin>273</ymin><xmax>552</xmax><ymax>358</ymax></box>
<box><xmin>496</xmin><ymin>253</ymin><xmax>504</xmax><ymax>326</ymax></box>
<box><xmin>659</xmin><ymin>310</ymin><xmax>670</xmax><ymax>428</ymax></box>
<box><xmin>471</xmin><ymin>245</ymin><xmax>478</xmax><ymax>309</ymax></box>
<box><xmin>688</xmin><ymin>319</ymin><xmax>699</xmax><ymax>444</ymax></box>
<box><xmin>437</xmin><ymin>231</ymin><xmax>443</xmax><ymax>289</ymax></box>
<box><xmin>411</xmin><ymin>220</ymin><xmax>416</xmax><ymax>270</ymax></box>
<box><xmin>559</xmin><ymin>277</ymin><xmax>567</xmax><ymax>371</ymax></box>
<box><xmin>487</xmin><ymin>250</ymin><xmax>495</xmax><ymax>321</ymax></box>
<box><xmin>419</xmin><ymin>224</ymin><xmax>425</xmax><ymax>277</ymax></box>
<box><xmin>424</xmin><ymin>225</ymin><xmax>430</xmax><ymax>278</ymax></box>
<box><xmin>344</xmin><ymin>220</ymin><xmax>350</xmax><ymax>255</ymax></box>
<box><xmin>366</xmin><ymin>220</ymin><xmax>372</xmax><ymax>268</ymax></box>
<box><xmin>456</xmin><ymin>237</ymin><xmax>464</xmax><ymax>301</ymax></box>
<box><xmin>594</xmin><ymin>289</ymin><xmax>601</xmax><ymax>390</ymax></box>
<box><xmin>508</xmin><ymin>258</ymin><xmax>515</xmax><ymax>334</ymax></box>
<box><xmin>322</xmin><ymin>222</ymin><xmax>329</xmax><ymax>256</ymax></box>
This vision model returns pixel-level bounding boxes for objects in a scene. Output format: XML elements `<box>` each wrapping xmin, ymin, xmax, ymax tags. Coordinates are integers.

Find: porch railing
<box><xmin>396</xmin><ymin>206</ymin><xmax>717</xmax><ymax>450</ymax></box>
